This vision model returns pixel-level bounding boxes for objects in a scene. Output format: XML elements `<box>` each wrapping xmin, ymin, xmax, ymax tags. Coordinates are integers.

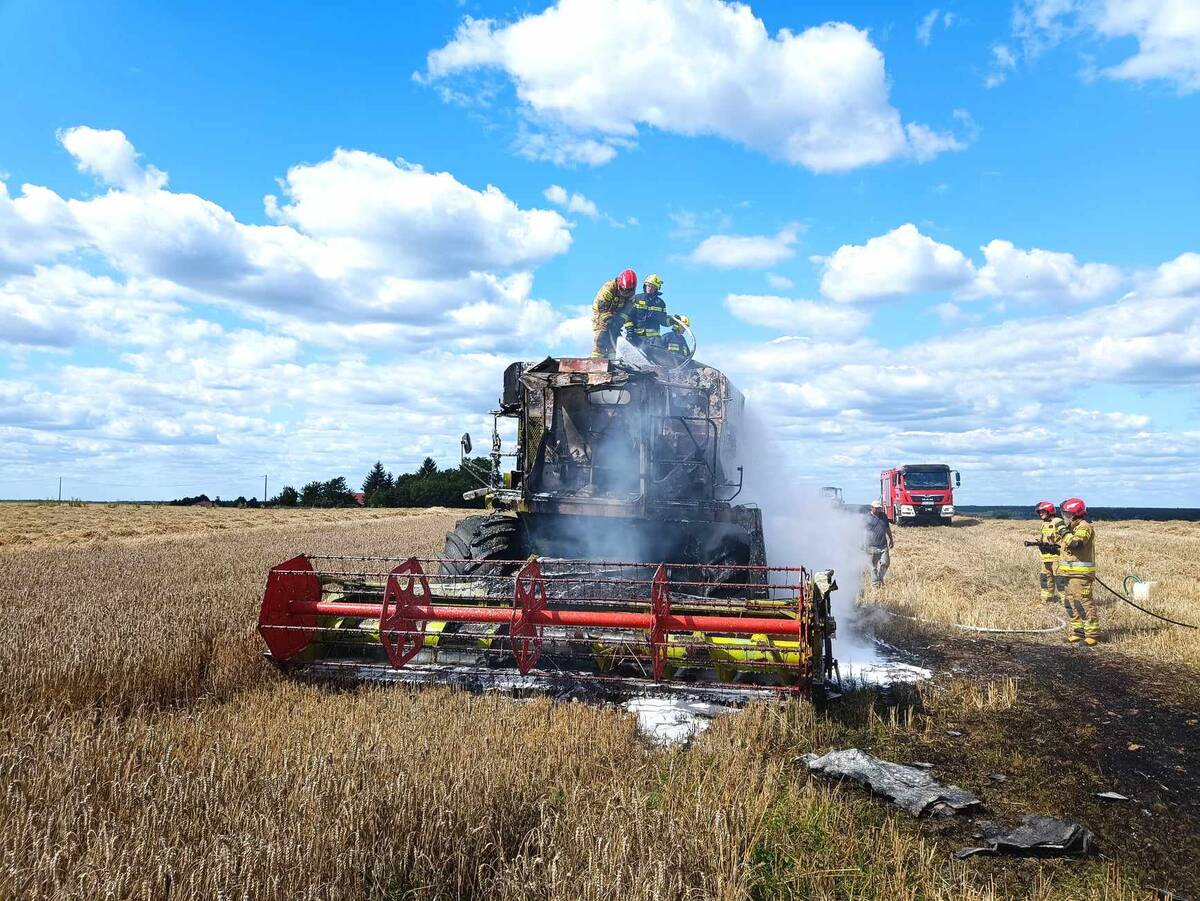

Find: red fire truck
<box><xmin>880</xmin><ymin>464</ymin><xmax>961</xmax><ymax>525</ymax></box>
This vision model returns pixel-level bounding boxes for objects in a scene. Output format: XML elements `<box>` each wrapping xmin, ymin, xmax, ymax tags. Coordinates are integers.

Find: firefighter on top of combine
<box><xmin>1033</xmin><ymin>501</ymin><xmax>1066</xmax><ymax>604</ymax></box>
<box><xmin>1059</xmin><ymin>497</ymin><xmax>1099</xmax><ymax>646</ymax></box>
<box><xmin>865</xmin><ymin>501</ymin><xmax>894</xmax><ymax>586</ymax></box>
<box><xmin>624</xmin><ymin>273</ymin><xmax>670</xmax><ymax>346</ymax></box>
<box><xmin>591</xmin><ymin>268</ymin><xmax>637</xmax><ymax>359</ymax></box>
<box><xmin>660</xmin><ymin>314</ymin><xmax>690</xmax><ymax>355</ymax></box>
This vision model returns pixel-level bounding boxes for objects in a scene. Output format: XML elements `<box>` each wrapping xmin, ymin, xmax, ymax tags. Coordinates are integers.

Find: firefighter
<box><xmin>624</xmin><ymin>273</ymin><xmax>669</xmax><ymax>345</ymax></box>
<box><xmin>1059</xmin><ymin>497</ymin><xmax>1099</xmax><ymax>645</ymax></box>
<box><xmin>659</xmin><ymin>314</ymin><xmax>690</xmax><ymax>356</ymax></box>
<box><xmin>1033</xmin><ymin>501</ymin><xmax>1066</xmax><ymax>604</ymax></box>
<box><xmin>592</xmin><ymin>268</ymin><xmax>638</xmax><ymax>359</ymax></box>
<box><xmin>865</xmin><ymin>501</ymin><xmax>894</xmax><ymax>586</ymax></box>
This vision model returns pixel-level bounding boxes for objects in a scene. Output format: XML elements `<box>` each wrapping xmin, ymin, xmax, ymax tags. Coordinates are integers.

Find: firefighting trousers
<box><xmin>1062</xmin><ymin>575</ymin><xmax>1098</xmax><ymax>636</ymax></box>
<box><xmin>1039</xmin><ymin>561</ymin><xmax>1065</xmax><ymax>602</ymax></box>
<box><xmin>868</xmin><ymin>547</ymin><xmax>890</xmax><ymax>585</ymax></box>
<box><xmin>592</xmin><ymin>312</ymin><xmax>621</xmax><ymax>359</ymax></box>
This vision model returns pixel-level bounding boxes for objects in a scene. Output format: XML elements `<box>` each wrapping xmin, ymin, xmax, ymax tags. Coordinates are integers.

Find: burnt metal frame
<box><xmin>258</xmin><ymin>554</ymin><xmax>817</xmax><ymax>690</ymax></box>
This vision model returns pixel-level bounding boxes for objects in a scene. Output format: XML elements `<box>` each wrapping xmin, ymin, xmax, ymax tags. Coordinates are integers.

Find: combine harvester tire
<box><xmin>439</xmin><ymin>514</ymin><xmax>523</xmax><ymax>578</ymax></box>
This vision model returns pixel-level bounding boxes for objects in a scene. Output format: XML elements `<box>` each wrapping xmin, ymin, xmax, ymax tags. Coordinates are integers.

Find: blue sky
<box><xmin>1</xmin><ymin>0</ymin><xmax>1198</xmax><ymax>504</ymax></box>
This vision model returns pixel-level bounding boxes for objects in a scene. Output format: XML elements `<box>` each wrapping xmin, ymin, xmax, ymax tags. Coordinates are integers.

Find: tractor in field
<box><xmin>258</xmin><ymin>349</ymin><xmax>840</xmax><ymax>701</ymax></box>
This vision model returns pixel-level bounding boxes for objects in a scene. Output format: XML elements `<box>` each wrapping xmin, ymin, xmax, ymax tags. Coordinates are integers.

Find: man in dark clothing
<box><xmin>624</xmin><ymin>273</ymin><xmax>670</xmax><ymax>345</ymax></box>
<box><xmin>658</xmin><ymin>314</ymin><xmax>690</xmax><ymax>356</ymax></box>
<box><xmin>865</xmin><ymin>501</ymin><xmax>894</xmax><ymax>586</ymax></box>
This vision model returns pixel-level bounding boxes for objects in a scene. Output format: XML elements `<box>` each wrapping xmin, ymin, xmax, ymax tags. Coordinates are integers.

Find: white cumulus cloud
<box><xmin>59</xmin><ymin>126</ymin><xmax>168</xmax><ymax>193</ymax></box>
<box><xmin>543</xmin><ymin>184</ymin><xmax>599</xmax><ymax>218</ymax></box>
<box><xmin>1146</xmin><ymin>251</ymin><xmax>1200</xmax><ymax>296</ymax></box>
<box><xmin>816</xmin><ymin>225</ymin><xmax>1126</xmax><ymax>305</ymax></box>
<box><xmin>0</xmin><ymin>181</ymin><xmax>83</xmax><ymax>274</ymax></box>
<box><xmin>971</xmin><ymin>239</ymin><xmax>1123</xmax><ymax>301</ymax></box>
<box><xmin>686</xmin><ymin>225</ymin><xmax>799</xmax><ymax>269</ymax></box>
<box><xmin>265</xmin><ymin>149</ymin><xmax>571</xmax><ymax>279</ymax></box>
<box><xmin>817</xmin><ymin>223</ymin><xmax>976</xmax><ymax>302</ymax></box>
<box><xmin>724</xmin><ymin>294</ymin><xmax>869</xmax><ymax>337</ymax></box>
<box><xmin>423</xmin><ymin>0</ymin><xmax>968</xmax><ymax>171</ymax></box>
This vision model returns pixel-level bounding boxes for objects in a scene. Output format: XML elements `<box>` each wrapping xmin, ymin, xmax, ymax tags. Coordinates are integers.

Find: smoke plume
<box><xmin>734</xmin><ymin>412</ymin><xmax>881</xmax><ymax>666</ymax></box>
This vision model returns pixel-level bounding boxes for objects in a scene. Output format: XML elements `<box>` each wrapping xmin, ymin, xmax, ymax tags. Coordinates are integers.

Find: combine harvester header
<box><xmin>259</xmin><ymin>554</ymin><xmax>835</xmax><ymax>701</ymax></box>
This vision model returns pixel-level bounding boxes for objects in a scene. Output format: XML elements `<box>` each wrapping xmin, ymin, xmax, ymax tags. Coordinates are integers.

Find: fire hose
<box><xmin>1095</xmin><ymin>575</ymin><xmax>1198</xmax><ymax>630</ymax></box>
<box><xmin>868</xmin><ymin>605</ymin><xmax>1067</xmax><ymax>634</ymax></box>
<box><xmin>1024</xmin><ymin>542</ymin><xmax>1198</xmax><ymax>630</ymax></box>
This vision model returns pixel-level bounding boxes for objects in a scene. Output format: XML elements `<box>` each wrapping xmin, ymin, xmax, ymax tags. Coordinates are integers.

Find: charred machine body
<box><xmin>258</xmin><ymin>354</ymin><xmax>839</xmax><ymax>701</ymax></box>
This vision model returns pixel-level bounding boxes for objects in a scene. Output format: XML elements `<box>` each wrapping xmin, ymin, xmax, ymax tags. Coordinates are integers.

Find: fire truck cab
<box><xmin>881</xmin><ymin>464</ymin><xmax>961</xmax><ymax>525</ymax></box>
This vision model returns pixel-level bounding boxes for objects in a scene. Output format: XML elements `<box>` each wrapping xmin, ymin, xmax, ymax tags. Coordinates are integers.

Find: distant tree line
<box><xmin>272</xmin><ymin>476</ymin><xmax>358</xmax><ymax>509</ymax></box>
<box><xmin>270</xmin><ymin>457</ymin><xmax>490</xmax><ymax>509</ymax></box>
<box><xmin>167</xmin><ymin>494</ymin><xmax>261</xmax><ymax>508</ymax></box>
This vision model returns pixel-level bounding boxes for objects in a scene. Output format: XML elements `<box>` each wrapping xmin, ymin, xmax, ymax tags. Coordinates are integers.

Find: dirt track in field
<box><xmin>869</xmin><ymin>630</ymin><xmax>1200</xmax><ymax>895</ymax></box>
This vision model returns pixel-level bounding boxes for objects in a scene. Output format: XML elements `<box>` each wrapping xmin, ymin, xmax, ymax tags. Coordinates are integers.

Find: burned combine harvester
<box><xmin>259</xmin><ymin>353</ymin><xmax>839</xmax><ymax>701</ymax></box>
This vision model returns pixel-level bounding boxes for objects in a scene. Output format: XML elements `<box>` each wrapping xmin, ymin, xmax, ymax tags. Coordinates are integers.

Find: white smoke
<box><xmin>734</xmin><ymin>412</ymin><xmax>882</xmax><ymax>668</ymax></box>
<box><xmin>614</xmin><ymin>334</ymin><xmax>653</xmax><ymax>367</ymax></box>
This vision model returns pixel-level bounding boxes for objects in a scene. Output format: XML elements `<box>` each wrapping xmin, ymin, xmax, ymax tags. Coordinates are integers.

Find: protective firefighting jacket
<box><xmin>1058</xmin><ymin>520</ymin><xmax>1096</xmax><ymax>578</ymax></box>
<box><xmin>624</xmin><ymin>291</ymin><xmax>669</xmax><ymax>340</ymax></box>
<box><xmin>1039</xmin><ymin>516</ymin><xmax>1065</xmax><ymax>561</ymax></box>
<box><xmin>659</xmin><ymin>329</ymin><xmax>688</xmax><ymax>355</ymax></box>
<box><xmin>592</xmin><ymin>279</ymin><xmax>627</xmax><ymax>317</ymax></box>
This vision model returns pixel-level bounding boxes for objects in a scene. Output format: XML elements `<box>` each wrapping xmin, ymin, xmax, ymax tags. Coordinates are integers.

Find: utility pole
<box><xmin>58</xmin><ymin>476</ymin><xmax>62</xmax><ymax>504</ymax></box>
<box><xmin>263</xmin><ymin>474</ymin><xmax>268</xmax><ymax>504</ymax></box>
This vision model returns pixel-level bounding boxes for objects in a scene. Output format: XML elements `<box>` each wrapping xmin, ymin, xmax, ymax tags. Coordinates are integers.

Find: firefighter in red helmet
<box><xmin>591</xmin><ymin>268</ymin><xmax>637</xmax><ymax>359</ymax></box>
<box><xmin>1059</xmin><ymin>497</ymin><xmax>1099</xmax><ymax>645</ymax></box>
<box><xmin>1032</xmin><ymin>501</ymin><xmax>1066</xmax><ymax>604</ymax></box>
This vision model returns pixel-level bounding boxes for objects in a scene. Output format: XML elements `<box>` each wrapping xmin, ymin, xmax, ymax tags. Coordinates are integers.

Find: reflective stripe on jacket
<box><xmin>625</xmin><ymin>291</ymin><xmax>668</xmax><ymax>337</ymax></box>
<box><xmin>1059</xmin><ymin>520</ymin><xmax>1096</xmax><ymax>577</ymax></box>
<box><xmin>1039</xmin><ymin>516</ymin><xmax>1065</xmax><ymax>560</ymax></box>
<box><xmin>660</xmin><ymin>330</ymin><xmax>688</xmax><ymax>355</ymax></box>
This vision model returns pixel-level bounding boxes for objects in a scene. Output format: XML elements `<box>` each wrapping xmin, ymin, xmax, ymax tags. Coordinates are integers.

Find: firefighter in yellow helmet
<box><xmin>659</xmin><ymin>314</ymin><xmax>690</xmax><ymax>356</ymax></box>
<box><xmin>624</xmin><ymin>273</ymin><xmax>669</xmax><ymax>346</ymax></box>
<box><xmin>591</xmin><ymin>268</ymin><xmax>638</xmax><ymax>359</ymax></box>
<box><xmin>1031</xmin><ymin>501</ymin><xmax>1066</xmax><ymax>604</ymax></box>
<box><xmin>1059</xmin><ymin>497</ymin><xmax>1099</xmax><ymax>645</ymax></box>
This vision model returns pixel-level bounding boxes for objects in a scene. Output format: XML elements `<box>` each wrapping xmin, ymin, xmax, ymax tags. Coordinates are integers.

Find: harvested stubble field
<box><xmin>1</xmin><ymin>504</ymin><xmax>1195</xmax><ymax>900</ymax></box>
<box><xmin>868</xmin><ymin>516</ymin><xmax>1200</xmax><ymax>667</ymax></box>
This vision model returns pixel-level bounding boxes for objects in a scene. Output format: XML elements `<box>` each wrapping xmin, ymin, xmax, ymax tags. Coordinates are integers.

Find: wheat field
<box><xmin>0</xmin><ymin>503</ymin><xmax>1174</xmax><ymax>899</ymax></box>
<box><xmin>0</xmin><ymin>501</ymin><xmax>433</xmax><ymax>550</ymax></box>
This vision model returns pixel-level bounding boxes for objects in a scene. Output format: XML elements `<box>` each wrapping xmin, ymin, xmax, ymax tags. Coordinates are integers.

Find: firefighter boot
<box><xmin>1084</xmin><ymin>620</ymin><xmax>1100</xmax><ymax>647</ymax></box>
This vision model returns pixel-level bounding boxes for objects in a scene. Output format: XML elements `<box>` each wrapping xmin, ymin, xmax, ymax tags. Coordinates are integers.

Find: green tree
<box><xmin>319</xmin><ymin>476</ymin><xmax>354</xmax><ymax>507</ymax></box>
<box><xmin>300</xmin><ymin>481</ymin><xmax>323</xmax><ymax>506</ymax></box>
<box><xmin>274</xmin><ymin>485</ymin><xmax>300</xmax><ymax>507</ymax></box>
<box><xmin>417</xmin><ymin>457</ymin><xmax>438</xmax><ymax>478</ymax></box>
<box><xmin>362</xmin><ymin>461</ymin><xmax>393</xmax><ymax>503</ymax></box>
